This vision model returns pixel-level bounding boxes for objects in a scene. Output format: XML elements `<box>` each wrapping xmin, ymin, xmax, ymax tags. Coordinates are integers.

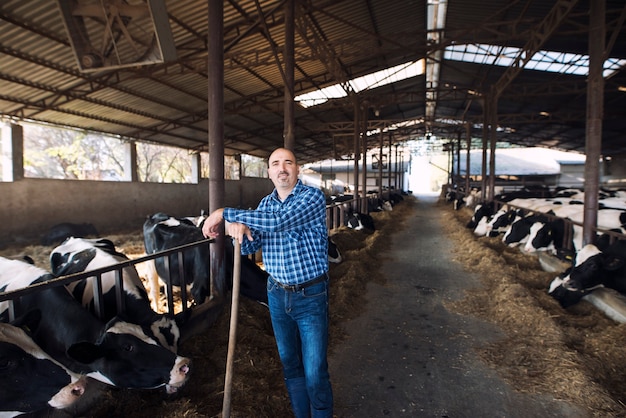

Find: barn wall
<box><xmin>0</xmin><ymin>177</ymin><xmax>274</xmax><ymax>246</ymax></box>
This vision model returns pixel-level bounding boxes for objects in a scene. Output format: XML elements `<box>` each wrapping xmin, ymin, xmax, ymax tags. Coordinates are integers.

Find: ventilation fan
<box><xmin>57</xmin><ymin>0</ymin><xmax>177</xmax><ymax>72</ymax></box>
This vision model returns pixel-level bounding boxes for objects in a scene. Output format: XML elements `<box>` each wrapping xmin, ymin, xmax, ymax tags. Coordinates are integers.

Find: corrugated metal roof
<box><xmin>1</xmin><ymin>0</ymin><xmax>626</xmax><ymax>164</ymax></box>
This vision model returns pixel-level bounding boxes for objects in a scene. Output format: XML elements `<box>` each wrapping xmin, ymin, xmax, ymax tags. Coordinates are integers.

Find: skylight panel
<box><xmin>295</xmin><ymin>60</ymin><xmax>424</xmax><ymax>108</ymax></box>
<box><xmin>350</xmin><ymin>61</ymin><xmax>424</xmax><ymax>92</ymax></box>
<box><xmin>295</xmin><ymin>84</ymin><xmax>349</xmax><ymax>108</ymax></box>
<box><xmin>444</xmin><ymin>43</ymin><xmax>626</xmax><ymax>77</ymax></box>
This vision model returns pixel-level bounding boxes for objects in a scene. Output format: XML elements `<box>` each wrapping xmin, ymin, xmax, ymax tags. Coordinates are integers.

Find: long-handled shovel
<box><xmin>222</xmin><ymin>239</ymin><xmax>242</xmax><ymax>418</ymax></box>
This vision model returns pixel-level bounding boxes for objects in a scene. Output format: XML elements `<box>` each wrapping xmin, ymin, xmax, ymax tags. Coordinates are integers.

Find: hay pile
<box><xmin>442</xmin><ymin>203</ymin><xmax>626</xmax><ymax>417</ymax></box>
<box><xmin>0</xmin><ymin>200</ymin><xmax>407</xmax><ymax>418</ymax></box>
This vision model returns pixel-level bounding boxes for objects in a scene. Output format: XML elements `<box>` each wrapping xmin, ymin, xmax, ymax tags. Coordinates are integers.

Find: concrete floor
<box><xmin>328</xmin><ymin>194</ymin><xmax>589</xmax><ymax>418</ymax></box>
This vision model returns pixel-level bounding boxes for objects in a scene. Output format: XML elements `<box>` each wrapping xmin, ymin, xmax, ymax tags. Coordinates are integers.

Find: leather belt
<box><xmin>270</xmin><ymin>273</ymin><xmax>328</xmax><ymax>292</ymax></box>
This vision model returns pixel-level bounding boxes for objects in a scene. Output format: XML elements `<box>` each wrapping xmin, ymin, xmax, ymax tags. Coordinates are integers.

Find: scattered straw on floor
<box><xmin>441</xmin><ymin>202</ymin><xmax>626</xmax><ymax>417</ymax></box>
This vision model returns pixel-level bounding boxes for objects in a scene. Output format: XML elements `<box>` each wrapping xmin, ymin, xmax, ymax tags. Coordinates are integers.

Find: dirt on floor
<box><xmin>5</xmin><ymin>196</ymin><xmax>626</xmax><ymax>417</ymax></box>
<box><xmin>441</xmin><ymin>201</ymin><xmax>626</xmax><ymax>418</ymax></box>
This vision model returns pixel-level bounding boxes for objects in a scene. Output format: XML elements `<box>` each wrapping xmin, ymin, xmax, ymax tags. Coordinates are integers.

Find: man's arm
<box><xmin>202</xmin><ymin>208</ymin><xmax>254</xmax><ymax>243</ymax></box>
<box><xmin>202</xmin><ymin>208</ymin><xmax>224</xmax><ymax>238</ymax></box>
<box><xmin>226</xmin><ymin>188</ymin><xmax>325</xmax><ymax>233</ymax></box>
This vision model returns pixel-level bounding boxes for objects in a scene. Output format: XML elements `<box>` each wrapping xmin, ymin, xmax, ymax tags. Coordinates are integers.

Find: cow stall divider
<box><xmin>326</xmin><ymin>194</ymin><xmax>379</xmax><ymax>231</ymax></box>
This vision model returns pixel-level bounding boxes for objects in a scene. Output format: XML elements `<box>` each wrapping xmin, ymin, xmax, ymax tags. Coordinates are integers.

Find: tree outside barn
<box><xmin>1</xmin><ymin>121</ymin><xmax>258</xmax><ymax>183</ymax></box>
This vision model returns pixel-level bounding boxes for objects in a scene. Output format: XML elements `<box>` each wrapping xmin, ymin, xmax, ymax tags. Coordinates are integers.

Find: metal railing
<box><xmin>0</xmin><ymin>239</ymin><xmax>214</xmax><ymax>322</ymax></box>
<box><xmin>325</xmin><ymin>194</ymin><xmax>380</xmax><ymax>231</ymax></box>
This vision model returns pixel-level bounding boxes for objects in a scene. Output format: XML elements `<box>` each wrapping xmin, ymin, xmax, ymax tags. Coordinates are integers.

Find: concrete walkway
<box><xmin>328</xmin><ymin>194</ymin><xmax>588</xmax><ymax>418</ymax></box>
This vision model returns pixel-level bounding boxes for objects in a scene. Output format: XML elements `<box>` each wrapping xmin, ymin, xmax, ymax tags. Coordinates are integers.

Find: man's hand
<box><xmin>202</xmin><ymin>208</ymin><xmax>225</xmax><ymax>238</ymax></box>
<box><xmin>226</xmin><ymin>222</ymin><xmax>254</xmax><ymax>244</ymax></box>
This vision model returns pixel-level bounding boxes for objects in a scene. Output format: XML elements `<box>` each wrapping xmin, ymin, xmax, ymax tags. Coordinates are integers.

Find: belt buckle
<box><xmin>285</xmin><ymin>283</ymin><xmax>298</xmax><ymax>291</ymax></box>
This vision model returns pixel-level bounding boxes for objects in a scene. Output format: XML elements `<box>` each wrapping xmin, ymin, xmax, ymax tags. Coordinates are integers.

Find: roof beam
<box><xmin>491</xmin><ymin>0</ymin><xmax>579</xmax><ymax>97</ymax></box>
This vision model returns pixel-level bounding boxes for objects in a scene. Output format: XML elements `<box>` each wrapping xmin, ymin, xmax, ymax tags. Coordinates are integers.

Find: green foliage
<box><xmin>19</xmin><ymin>122</ymin><xmax>264</xmax><ymax>182</ymax></box>
<box><xmin>24</xmin><ymin>124</ymin><xmax>125</xmax><ymax>180</ymax></box>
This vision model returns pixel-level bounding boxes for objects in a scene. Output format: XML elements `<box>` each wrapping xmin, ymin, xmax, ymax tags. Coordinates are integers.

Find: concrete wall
<box><xmin>0</xmin><ymin>177</ymin><xmax>274</xmax><ymax>246</ymax></box>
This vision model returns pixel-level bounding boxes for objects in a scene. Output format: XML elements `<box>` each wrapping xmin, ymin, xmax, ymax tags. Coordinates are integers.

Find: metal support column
<box><xmin>582</xmin><ymin>0</ymin><xmax>605</xmax><ymax>246</ymax></box>
<box><xmin>488</xmin><ymin>93</ymin><xmax>498</xmax><ymax>201</ymax></box>
<box><xmin>480</xmin><ymin>97</ymin><xmax>488</xmax><ymax>201</ymax></box>
<box><xmin>361</xmin><ymin>105</ymin><xmax>368</xmax><ymax>211</ymax></box>
<box><xmin>378</xmin><ymin>128</ymin><xmax>384</xmax><ymax>196</ymax></box>
<box><xmin>353</xmin><ymin>98</ymin><xmax>360</xmax><ymax>204</ymax></box>
<box><xmin>283</xmin><ymin>0</ymin><xmax>295</xmax><ymax>150</ymax></box>
<box><xmin>207</xmin><ymin>0</ymin><xmax>225</xmax><ymax>300</ymax></box>
<box><xmin>388</xmin><ymin>133</ymin><xmax>393</xmax><ymax>192</ymax></box>
<box><xmin>465</xmin><ymin>122</ymin><xmax>471</xmax><ymax>195</ymax></box>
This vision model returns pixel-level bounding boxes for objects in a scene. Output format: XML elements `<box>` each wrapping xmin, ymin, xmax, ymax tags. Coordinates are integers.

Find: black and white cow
<box><xmin>466</xmin><ymin>202</ymin><xmax>494</xmax><ymax>230</ymax></box>
<box><xmin>502</xmin><ymin>213</ymin><xmax>551</xmax><ymax>247</ymax></box>
<box><xmin>471</xmin><ymin>205</ymin><xmax>517</xmax><ymax>237</ymax></box>
<box><xmin>366</xmin><ymin>195</ymin><xmax>387</xmax><ymax>212</ymax></box>
<box><xmin>522</xmin><ymin>216</ymin><xmax>571</xmax><ymax>255</ymax></box>
<box><xmin>49</xmin><ymin>237</ymin><xmax>181</xmax><ymax>353</ymax></box>
<box><xmin>549</xmin><ymin>240</ymin><xmax>626</xmax><ymax>308</ymax></box>
<box><xmin>0</xmin><ymin>311</ymin><xmax>88</xmax><ymax>417</ymax></box>
<box><xmin>328</xmin><ymin>236</ymin><xmax>342</xmax><ymax>263</ymax></box>
<box><xmin>345</xmin><ymin>210</ymin><xmax>375</xmax><ymax>231</ymax></box>
<box><xmin>521</xmin><ymin>206</ymin><xmax>626</xmax><ymax>253</ymax></box>
<box><xmin>143</xmin><ymin>213</ymin><xmax>211</xmax><ymax>307</ymax></box>
<box><xmin>453</xmin><ymin>187</ymin><xmax>481</xmax><ymax>211</ymax></box>
<box><xmin>482</xmin><ymin>207</ymin><xmax>521</xmax><ymax>237</ymax></box>
<box><xmin>143</xmin><ymin>213</ymin><xmax>270</xmax><ymax>310</ymax></box>
<box><xmin>41</xmin><ymin>222</ymin><xmax>99</xmax><ymax>246</ymax></box>
<box><xmin>0</xmin><ymin>257</ymin><xmax>191</xmax><ymax>394</ymax></box>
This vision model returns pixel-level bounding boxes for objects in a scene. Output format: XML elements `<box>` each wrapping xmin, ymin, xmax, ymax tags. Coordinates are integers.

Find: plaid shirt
<box><xmin>223</xmin><ymin>180</ymin><xmax>328</xmax><ymax>286</ymax></box>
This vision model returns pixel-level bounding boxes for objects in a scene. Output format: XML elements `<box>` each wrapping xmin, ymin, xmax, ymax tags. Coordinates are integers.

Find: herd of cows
<box><xmin>0</xmin><ymin>192</ymin><xmax>403</xmax><ymax>417</ymax></box>
<box><xmin>452</xmin><ymin>186</ymin><xmax>626</xmax><ymax>310</ymax></box>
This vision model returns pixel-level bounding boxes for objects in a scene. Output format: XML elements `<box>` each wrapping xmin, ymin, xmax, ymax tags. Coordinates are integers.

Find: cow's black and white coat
<box><xmin>143</xmin><ymin>213</ymin><xmax>270</xmax><ymax>310</ymax></box>
<box><xmin>49</xmin><ymin>237</ymin><xmax>181</xmax><ymax>353</ymax></box>
<box><xmin>0</xmin><ymin>257</ymin><xmax>191</xmax><ymax>393</ymax></box>
<box><xmin>0</xmin><ymin>311</ymin><xmax>88</xmax><ymax>417</ymax></box>
<box><xmin>143</xmin><ymin>213</ymin><xmax>211</xmax><ymax>308</ymax></box>
<box><xmin>549</xmin><ymin>240</ymin><xmax>626</xmax><ymax>307</ymax></box>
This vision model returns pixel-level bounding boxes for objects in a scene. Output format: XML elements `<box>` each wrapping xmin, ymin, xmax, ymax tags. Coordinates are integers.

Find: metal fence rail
<box><xmin>0</xmin><ymin>239</ymin><xmax>214</xmax><ymax>322</ymax></box>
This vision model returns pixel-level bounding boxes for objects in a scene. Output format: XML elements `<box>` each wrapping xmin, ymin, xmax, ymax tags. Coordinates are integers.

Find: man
<box><xmin>202</xmin><ymin>147</ymin><xmax>333</xmax><ymax>417</ymax></box>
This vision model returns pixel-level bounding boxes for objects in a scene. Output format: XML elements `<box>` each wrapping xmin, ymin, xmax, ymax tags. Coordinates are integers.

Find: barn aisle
<box><xmin>328</xmin><ymin>193</ymin><xmax>588</xmax><ymax>418</ymax></box>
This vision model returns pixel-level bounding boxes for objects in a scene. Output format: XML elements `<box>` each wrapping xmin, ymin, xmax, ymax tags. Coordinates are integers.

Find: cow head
<box><xmin>0</xmin><ymin>311</ymin><xmax>88</xmax><ymax>415</ymax></box>
<box><xmin>548</xmin><ymin>244</ymin><xmax>615</xmax><ymax>308</ymax></box>
<box><xmin>50</xmin><ymin>237</ymin><xmax>183</xmax><ymax>353</ymax></box>
<box><xmin>66</xmin><ymin>317</ymin><xmax>190</xmax><ymax>393</ymax></box>
<box><xmin>548</xmin><ymin>273</ymin><xmax>590</xmax><ymax>308</ymax></box>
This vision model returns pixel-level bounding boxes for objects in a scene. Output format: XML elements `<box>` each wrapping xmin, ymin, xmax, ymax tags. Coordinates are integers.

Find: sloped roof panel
<box><xmin>0</xmin><ymin>0</ymin><xmax>625</xmax><ymax>165</ymax></box>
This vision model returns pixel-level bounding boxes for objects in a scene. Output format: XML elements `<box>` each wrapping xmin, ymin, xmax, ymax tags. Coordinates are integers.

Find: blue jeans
<box><xmin>267</xmin><ymin>276</ymin><xmax>333</xmax><ymax>418</ymax></box>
